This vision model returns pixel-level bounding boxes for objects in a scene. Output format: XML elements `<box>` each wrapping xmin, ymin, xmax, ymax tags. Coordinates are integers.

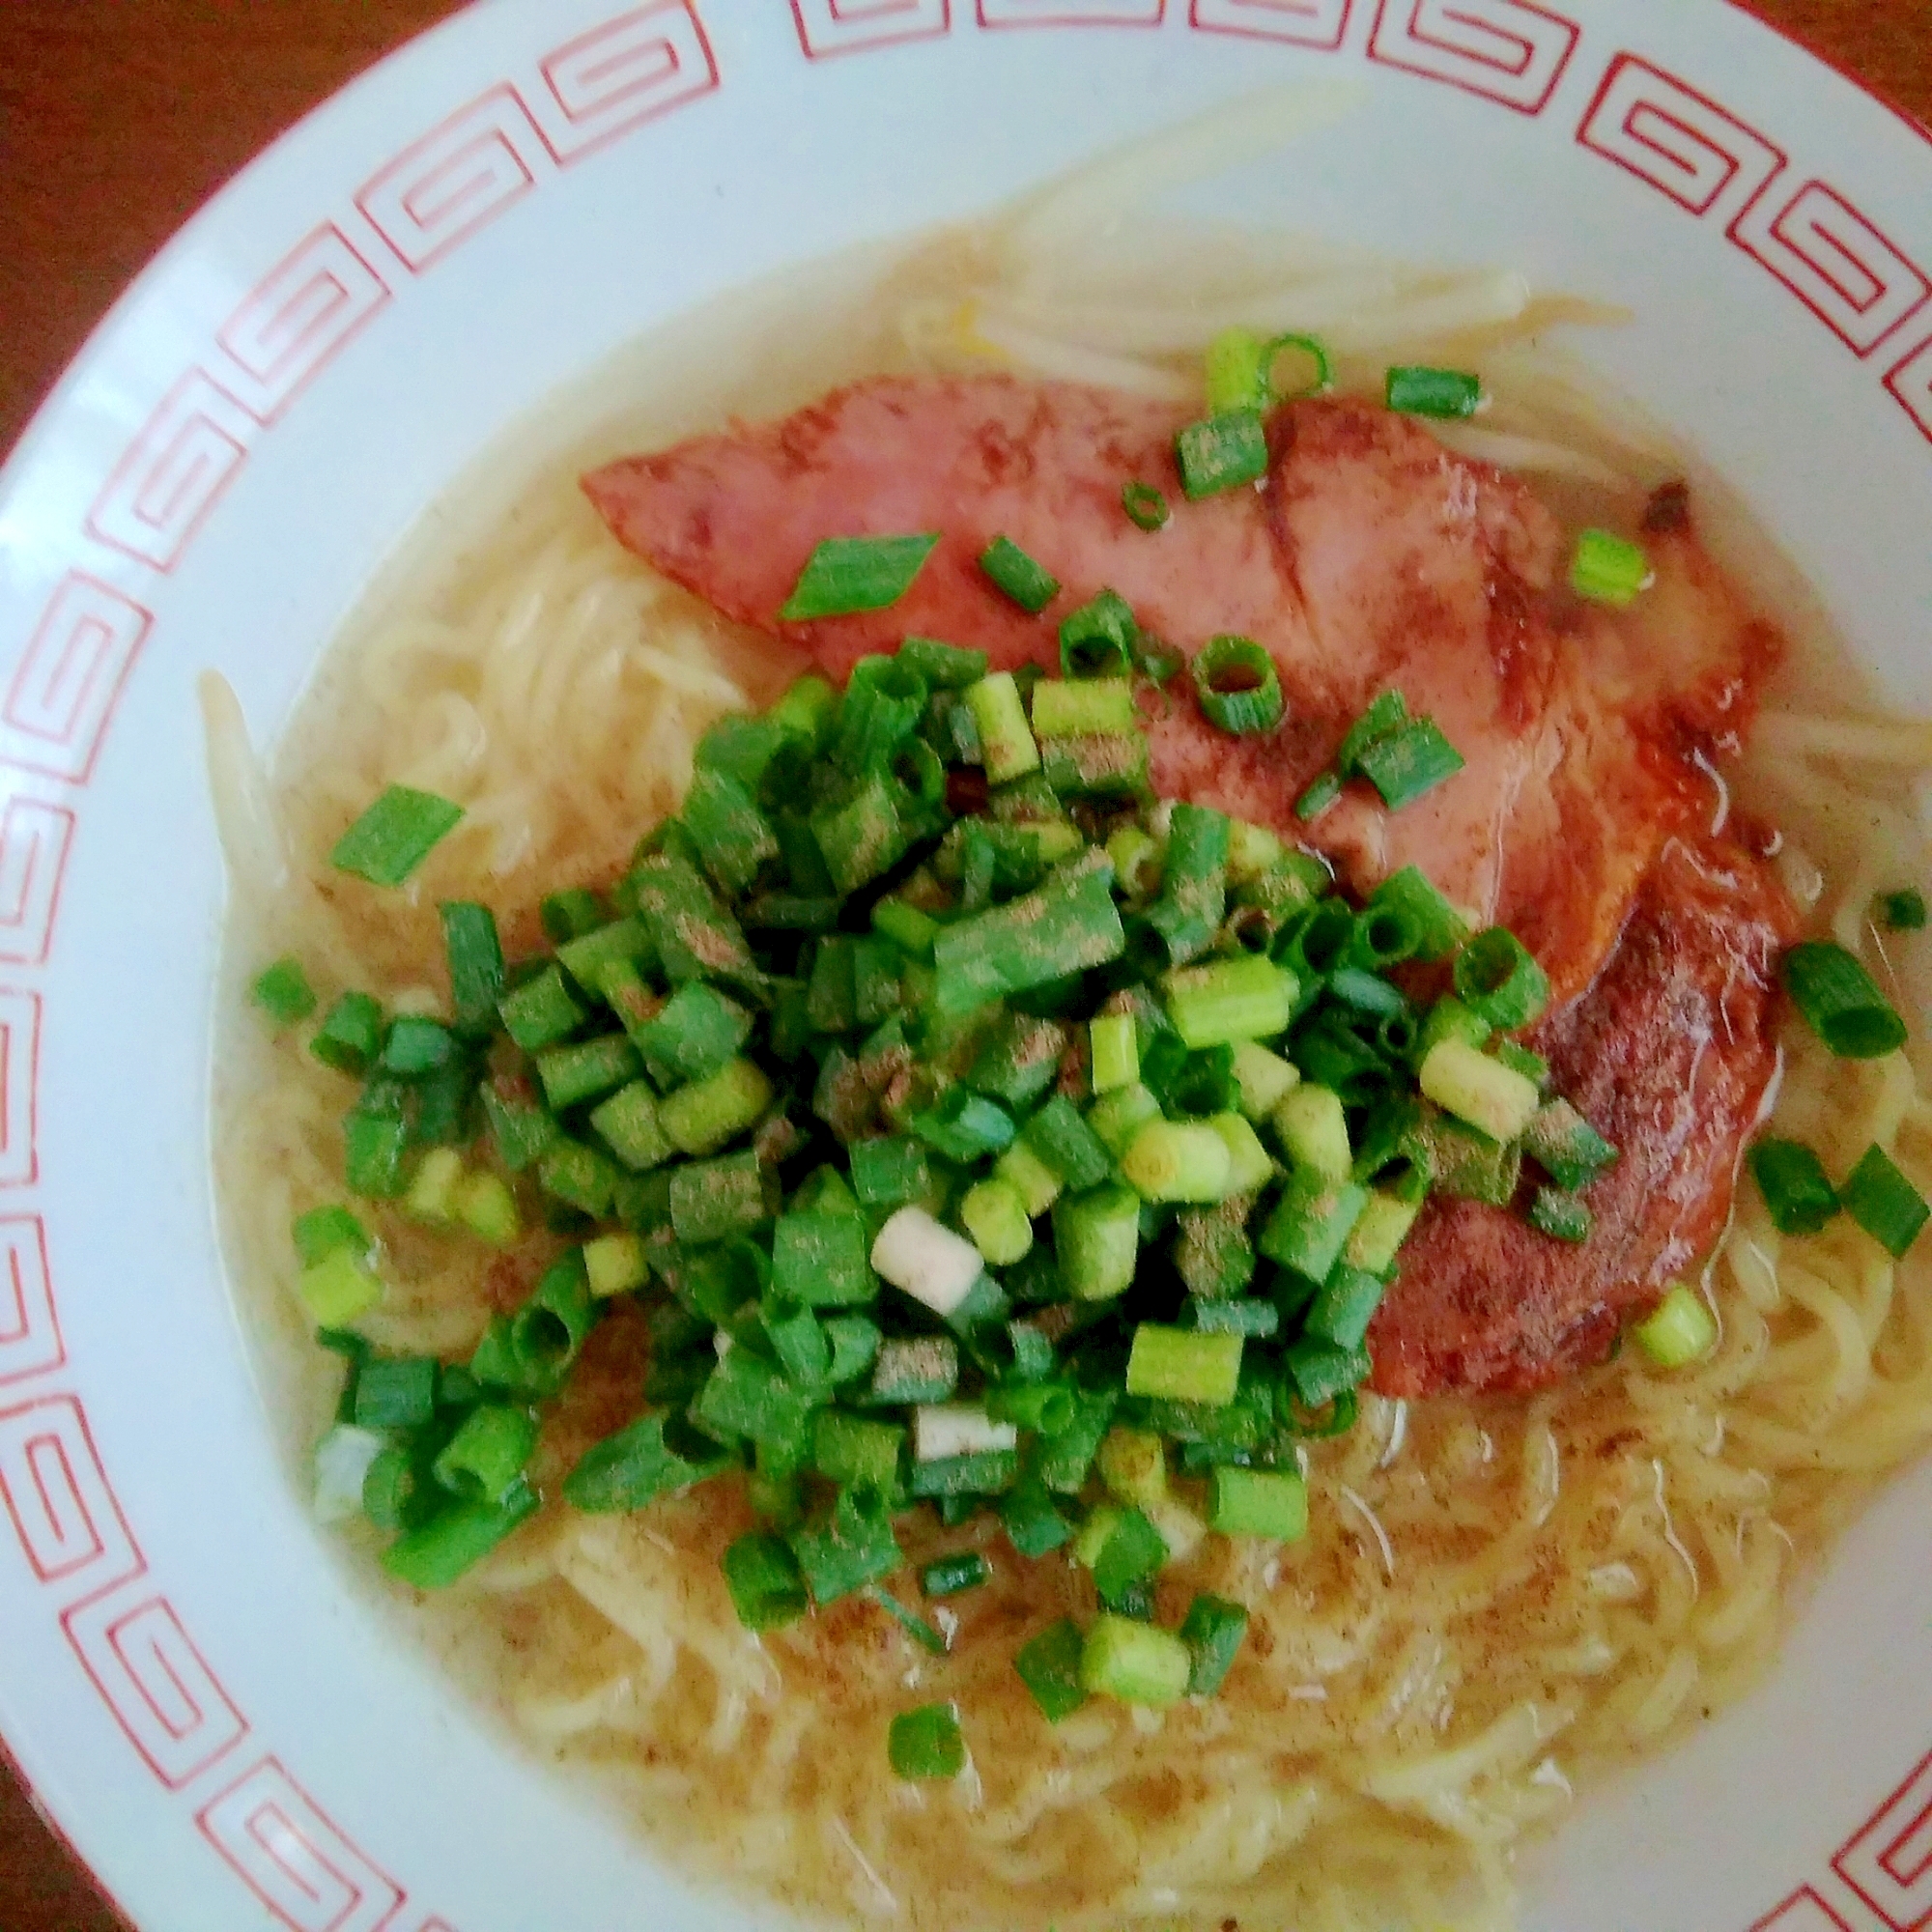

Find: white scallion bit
<box><xmin>870</xmin><ymin>1206</ymin><xmax>985</xmax><ymax>1318</ymax></box>
<box><xmin>914</xmin><ymin>1405</ymin><xmax>1020</xmax><ymax>1463</ymax></box>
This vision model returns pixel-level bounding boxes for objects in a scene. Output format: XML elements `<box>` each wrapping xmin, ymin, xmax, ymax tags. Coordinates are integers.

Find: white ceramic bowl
<box><xmin>4</xmin><ymin>4</ymin><xmax>1932</xmax><ymax>1928</ymax></box>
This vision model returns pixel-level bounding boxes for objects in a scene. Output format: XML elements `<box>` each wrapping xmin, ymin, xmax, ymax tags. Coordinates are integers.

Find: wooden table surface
<box><xmin>0</xmin><ymin>1</ymin><xmax>1925</xmax><ymax>1925</ymax></box>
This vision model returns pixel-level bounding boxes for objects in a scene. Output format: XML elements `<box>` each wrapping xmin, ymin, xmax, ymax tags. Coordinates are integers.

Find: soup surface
<box><xmin>213</xmin><ymin>213</ymin><xmax>1932</xmax><ymax>1932</ymax></box>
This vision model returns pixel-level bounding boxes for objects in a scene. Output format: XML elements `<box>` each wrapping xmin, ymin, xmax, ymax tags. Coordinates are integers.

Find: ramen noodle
<box><xmin>211</xmin><ymin>144</ymin><xmax>1932</xmax><ymax>1932</ymax></box>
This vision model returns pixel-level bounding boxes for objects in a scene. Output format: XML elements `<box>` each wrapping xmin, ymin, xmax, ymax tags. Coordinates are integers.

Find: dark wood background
<box><xmin>0</xmin><ymin>2</ymin><xmax>1924</xmax><ymax>1925</ymax></box>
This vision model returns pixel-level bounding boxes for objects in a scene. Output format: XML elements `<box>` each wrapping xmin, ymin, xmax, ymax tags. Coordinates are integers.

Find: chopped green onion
<box><xmin>921</xmin><ymin>1551</ymin><xmax>990</xmax><ymax>1598</ymax></box>
<box><xmin>965</xmin><ymin>670</ymin><xmax>1040</xmax><ymax>786</ymax></box>
<box><xmin>1841</xmin><ymin>1143</ymin><xmax>1929</xmax><ymax>1257</ymax></box>
<box><xmin>433</xmin><ymin>1403</ymin><xmax>538</xmax><ymax>1504</ymax></box>
<box><xmin>1452</xmin><ymin>927</ymin><xmax>1549</xmax><ymax>1030</ymax></box>
<box><xmin>382</xmin><ymin>1476</ymin><xmax>538</xmax><ymax>1590</ymax></box>
<box><xmin>1231</xmin><ymin>1040</ymin><xmax>1299</xmax><ymax>1120</ymax></box>
<box><xmin>1571</xmin><ymin>528</ymin><xmax>1654</xmax><ymax>608</ymax></box>
<box><xmin>1015</xmin><ymin>1619</ymin><xmax>1089</xmax><ymax>1721</ymax></box>
<box><xmin>1122</xmin><ymin>481</ymin><xmax>1169</xmax><ymax>530</ymax></box>
<box><xmin>960</xmin><ymin>1176</ymin><xmax>1035</xmax><ymax>1265</ymax></box>
<box><xmin>1419</xmin><ymin>1038</ymin><xmax>1540</xmax><ymax>1144</ymax></box>
<box><xmin>331</xmin><ymin>786</ymin><xmax>465</xmax><ymax>890</ymax></box>
<box><xmin>1179</xmin><ymin>1592</ymin><xmax>1249</xmax><ymax>1696</ymax></box>
<box><xmin>1163</xmin><ymin>954</ymin><xmax>1296</xmax><ymax>1050</ymax></box>
<box><xmin>1058</xmin><ymin>588</ymin><xmax>1137</xmax><ymax>679</ymax></box>
<box><xmin>1273</xmin><ymin>1083</ymin><xmax>1351</xmax><ymax>1181</ymax></box>
<box><xmin>1748</xmin><ymin>1138</ymin><xmax>1840</xmax><ymax>1236</ymax></box>
<box><xmin>1528</xmin><ymin>1187</ymin><xmax>1593</xmax><ymax>1245</ymax></box>
<box><xmin>1192</xmin><ymin>635</ymin><xmax>1283</xmax><ymax>735</ymax></box>
<box><xmin>1294</xmin><ymin>771</ymin><xmax>1342</xmax><ymax>822</ymax></box>
<box><xmin>1385</xmin><ymin>365</ymin><xmax>1483</xmax><ymax>419</ymax></box>
<box><xmin>252</xmin><ymin>957</ymin><xmax>316</xmax><ymax>1027</ymax></box>
<box><xmin>310</xmin><ymin>991</ymin><xmax>384</xmax><ymax>1077</ymax></box>
<box><xmin>1208</xmin><ymin>1466</ymin><xmax>1308</xmax><ymax>1540</ymax></box>
<box><xmin>723</xmin><ymin>1532</ymin><xmax>809</xmax><ymax>1632</ymax></box>
<box><xmin>1783</xmin><ymin>941</ymin><xmax>1908</xmax><ymax>1059</ymax></box>
<box><xmin>1121</xmin><ymin>1122</ymin><xmax>1234</xmax><ymax>1204</ymax></box>
<box><xmin>1126</xmin><ymin>1324</ymin><xmax>1243</xmax><ymax>1405</ymax></box>
<box><xmin>1080</xmin><ymin>1613</ymin><xmax>1191</xmax><ymax>1707</ymax></box>
<box><xmin>1052</xmin><ymin>1184</ymin><xmax>1141</xmax><ymax>1300</ymax></box>
<box><xmin>1176</xmin><ymin>410</ymin><xmax>1268</xmax><ymax>500</ymax></box>
<box><xmin>1090</xmin><ymin>1012</ymin><xmax>1139</xmax><ymax>1094</ymax></box>
<box><xmin>780</xmin><ymin>533</ymin><xmax>940</xmax><ymax>620</ymax></box>
<box><xmin>668</xmin><ymin>1149</ymin><xmax>774</xmax><ymax>1245</ymax></box>
<box><xmin>1359</xmin><ymin>717</ymin><xmax>1465</xmax><ymax>810</ymax></box>
<box><xmin>933</xmin><ymin>852</ymin><xmax>1124</xmax><ymax>1017</ymax></box>
<box><xmin>1633</xmin><ymin>1285</ymin><xmax>1718</xmax><ymax>1369</ymax></box>
<box><xmin>980</xmin><ymin>535</ymin><xmax>1060</xmax><ymax>613</ymax></box>
<box><xmin>1367</xmin><ymin>865</ymin><xmax>1466</xmax><ymax>961</ymax></box>
<box><xmin>1521</xmin><ymin>1098</ymin><xmax>1617</xmax><ymax>1191</ymax></box>
<box><xmin>1032</xmin><ymin>677</ymin><xmax>1137</xmax><ymax>738</ymax></box>
<box><xmin>1258</xmin><ymin>1174</ymin><xmax>1367</xmax><ymax>1286</ymax></box>
<box><xmin>1878</xmin><ymin>889</ymin><xmax>1928</xmax><ymax>932</ymax></box>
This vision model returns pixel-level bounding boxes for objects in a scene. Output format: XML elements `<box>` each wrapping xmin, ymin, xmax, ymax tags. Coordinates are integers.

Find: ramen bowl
<box><xmin>3</xmin><ymin>4</ymin><xmax>1932</xmax><ymax>1930</ymax></box>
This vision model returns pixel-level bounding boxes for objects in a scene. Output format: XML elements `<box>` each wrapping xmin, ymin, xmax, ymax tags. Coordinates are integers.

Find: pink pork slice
<box><xmin>583</xmin><ymin>375</ymin><xmax>1776</xmax><ymax>1003</ymax></box>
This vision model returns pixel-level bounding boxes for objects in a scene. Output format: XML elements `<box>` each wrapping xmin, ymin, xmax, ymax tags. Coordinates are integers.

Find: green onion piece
<box><xmin>1000</xmin><ymin>1475</ymin><xmax>1072</xmax><ymax>1557</ymax></box>
<box><xmin>1367</xmin><ymin>865</ymin><xmax>1466</xmax><ymax>961</ymax></box>
<box><xmin>1495</xmin><ymin>1040</ymin><xmax>1549</xmax><ymax>1089</ymax></box>
<box><xmin>1231</xmin><ymin>1040</ymin><xmax>1299</xmax><ymax>1120</ymax></box>
<box><xmin>293</xmin><ymin>1205</ymin><xmax>371</xmax><ymax>1267</ymax></box>
<box><xmin>813</xmin><ymin>1410</ymin><xmax>906</xmax><ymax>1490</ymax></box>
<box><xmin>1096</xmin><ymin>1427</ymin><xmax>1168</xmax><ymax>1508</ymax></box>
<box><xmin>659</xmin><ymin>1058</ymin><xmax>773</xmax><ymax>1157</ymax></box>
<box><xmin>780</xmin><ymin>533</ymin><xmax>940</xmax><ymax>620</ymax></box>
<box><xmin>1841</xmin><ymin>1143</ymin><xmax>1930</xmax><ymax>1257</ymax></box>
<box><xmin>634</xmin><ymin>981</ymin><xmax>752</xmax><ymax>1091</ymax></box>
<box><xmin>1057</xmin><ymin>587</ymin><xmax>1138</xmax><ymax>680</ymax></box>
<box><xmin>933</xmin><ymin>852</ymin><xmax>1124</xmax><ymax>1017</ymax></box>
<box><xmin>1452</xmin><ymin>927</ymin><xmax>1550</xmax><ymax>1030</ymax></box>
<box><xmin>772</xmin><ymin>671</ymin><xmax>839</xmax><ymax>751</ymax></box>
<box><xmin>456</xmin><ymin>1170</ymin><xmax>521</xmax><ymax>1249</ymax></box>
<box><xmin>849</xmin><ymin>1136</ymin><xmax>931</xmax><ymax>1211</ymax></box>
<box><xmin>912</xmin><ymin>1088</ymin><xmax>1016</xmax><ymax>1163</ymax></box>
<box><xmin>1528</xmin><ymin>1187</ymin><xmax>1593</xmax><ymax>1245</ymax></box>
<box><xmin>1176</xmin><ymin>410</ymin><xmax>1268</xmax><ymax>500</ymax></box>
<box><xmin>1783</xmin><ymin>941</ymin><xmax>1909</xmax><ymax>1059</ymax></box>
<box><xmin>668</xmin><ymin>1150</ymin><xmax>774</xmax><ymax>1245</ymax></box>
<box><xmin>1748</xmin><ymin>1138</ymin><xmax>1840</xmax><ymax>1236</ymax></box>
<box><xmin>1144</xmin><ymin>802</ymin><xmax>1231</xmax><ymax>970</ymax></box>
<box><xmin>1015</xmin><ymin>1620</ymin><xmax>1089</xmax><ymax>1721</ymax></box>
<box><xmin>331</xmin><ymin>784</ymin><xmax>465</xmax><ymax>887</ymax></box>
<box><xmin>310</xmin><ymin>991</ymin><xmax>384</xmax><ymax>1077</ymax></box>
<box><xmin>1419</xmin><ymin>1038</ymin><xmax>1540</xmax><ymax>1144</ymax></box>
<box><xmin>1337</xmin><ymin>689</ymin><xmax>1409</xmax><ymax>777</ymax></box>
<box><xmin>1121</xmin><ymin>1122</ymin><xmax>1234</xmax><ymax>1205</ymax></box>
<box><xmin>1294</xmin><ymin>771</ymin><xmax>1342</xmax><ymax>821</ymax></box>
<box><xmin>541</xmin><ymin>889</ymin><xmax>607</xmax><ymax>943</ymax></box>
<box><xmin>1359</xmin><ymin>717</ymin><xmax>1465</xmax><ymax>811</ymax></box>
<box><xmin>870</xmin><ymin>1585</ymin><xmax>949</xmax><ymax>1656</ymax></box>
<box><xmin>1208</xmin><ymin>1466</ymin><xmax>1308</xmax><ymax>1540</ymax></box>
<box><xmin>1264</xmin><ymin>332</ymin><xmax>1333</xmax><ymax>401</ymax></box>
<box><xmin>1179</xmin><ymin>1592</ymin><xmax>1250</xmax><ymax>1696</ymax></box>
<box><xmin>774</xmin><ymin>1208</ymin><xmax>877</xmax><ymax>1309</ymax></box>
<box><xmin>564</xmin><ymin>1408</ymin><xmax>732</xmax><ymax>1508</ymax></box>
<box><xmin>382</xmin><ymin>1476</ymin><xmax>538</xmax><ymax>1590</ymax></box>
<box><xmin>867</xmin><ymin>1336</ymin><xmax>960</xmax><ymax>1406</ymax></box>
<box><xmin>965</xmin><ymin>670</ymin><xmax>1041</xmax><ymax>786</ymax></box>
<box><xmin>1052</xmin><ymin>1184</ymin><xmax>1141</xmax><ymax>1300</ymax></box>
<box><xmin>1192</xmin><ymin>635</ymin><xmax>1284</xmax><ymax>736</ymax></box>
<box><xmin>498</xmin><ymin>965</ymin><xmax>585</xmax><ymax>1054</ymax></box>
<box><xmin>1031</xmin><ymin>677</ymin><xmax>1137</xmax><ymax>738</ymax></box>
<box><xmin>1633</xmin><ymin>1284</ymin><xmax>1718</xmax><ymax>1369</ymax></box>
<box><xmin>1081</xmin><ymin>1614</ymin><xmax>1191</xmax><ymax>1707</ymax></box>
<box><xmin>481</xmin><ymin>1076</ymin><xmax>562</xmax><ymax>1173</ymax></box>
<box><xmin>1126</xmin><ymin>1324</ymin><xmax>1243</xmax><ymax>1406</ymax></box>
<box><xmin>998</xmin><ymin>1140</ymin><xmax>1064</xmax><ymax>1220</ymax></box>
<box><xmin>871</xmin><ymin>896</ymin><xmax>940</xmax><ymax>962</ymax></box>
<box><xmin>1571</xmin><ymin>528</ymin><xmax>1653</xmax><ymax>608</ymax></box>
<box><xmin>1205</xmin><ymin>326</ymin><xmax>1269</xmax><ymax>413</ymax></box>
<box><xmin>353</xmin><ymin>1355</ymin><xmax>439</xmax><ymax>1431</ymax></box>
<box><xmin>298</xmin><ymin>1245</ymin><xmax>384</xmax><ymax>1328</ymax></box>
<box><xmin>1084</xmin><ymin>1081</ymin><xmax>1162</xmax><ymax>1159</ymax></box>
<box><xmin>1345</xmin><ymin>1186</ymin><xmax>1423</xmax><ymax>1274</ymax></box>
<box><xmin>1273</xmin><ymin>1083</ymin><xmax>1351</xmax><ymax>1181</ymax></box>
<box><xmin>1023</xmin><ymin>1094</ymin><xmax>1114</xmax><ymax>1192</ymax></box>
<box><xmin>723</xmin><ymin>1532</ymin><xmax>809</xmax><ymax>1632</ymax></box>
<box><xmin>1305</xmin><ymin>1262</ymin><xmax>1386</xmax><ymax>1350</ymax></box>
<box><xmin>1122</xmin><ymin>481</ymin><xmax>1170</xmax><ymax>531</ymax></box>
<box><xmin>960</xmin><ymin>1177</ymin><xmax>1035</xmax><ymax>1265</ymax></box>
<box><xmin>1521</xmin><ymin>1098</ymin><xmax>1617</xmax><ymax>1190</ymax></box>
<box><xmin>899</xmin><ymin>635</ymin><xmax>989</xmax><ymax>690</ymax></box>
<box><xmin>921</xmin><ymin>1551</ymin><xmax>990</xmax><ymax>1599</ymax></box>
<box><xmin>432</xmin><ymin>1403</ymin><xmax>537</xmax><ymax>1504</ymax></box>
<box><xmin>1879</xmin><ymin>889</ymin><xmax>1928</xmax><ymax>932</ymax></box>
<box><xmin>980</xmin><ymin>535</ymin><xmax>1060</xmax><ymax>613</ymax></box>
<box><xmin>1090</xmin><ymin>1012</ymin><xmax>1140</xmax><ymax>1094</ymax></box>
<box><xmin>536</xmin><ymin>1035</ymin><xmax>640</xmax><ymax>1112</ymax></box>
<box><xmin>1385</xmin><ymin>365</ymin><xmax>1483</xmax><ymax>419</ymax></box>
<box><xmin>252</xmin><ymin>957</ymin><xmax>316</xmax><ymax>1027</ymax></box>
<box><xmin>1258</xmin><ymin>1174</ymin><xmax>1368</xmax><ymax>1286</ymax></box>
<box><xmin>439</xmin><ymin>902</ymin><xmax>505</xmax><ymax>1037</ymax></box>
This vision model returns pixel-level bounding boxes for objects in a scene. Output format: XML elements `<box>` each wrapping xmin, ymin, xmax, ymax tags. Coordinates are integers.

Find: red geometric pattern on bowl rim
<box><xmin>2</xmin><ymin>3</ymin><xmax>1930</xmax><ymax>1927</ymax></box>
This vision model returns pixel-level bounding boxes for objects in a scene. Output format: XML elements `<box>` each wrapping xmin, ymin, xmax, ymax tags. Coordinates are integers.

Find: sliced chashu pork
<box><xmin>582</xmin><ymin>375</ymin><xmax>1793</xmax><ymax>1396</ymax></box>
<box><xmin>585</xmin><ymin>376</ymin><xmax>1776</xmax><ymax>1001</ymax></box>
